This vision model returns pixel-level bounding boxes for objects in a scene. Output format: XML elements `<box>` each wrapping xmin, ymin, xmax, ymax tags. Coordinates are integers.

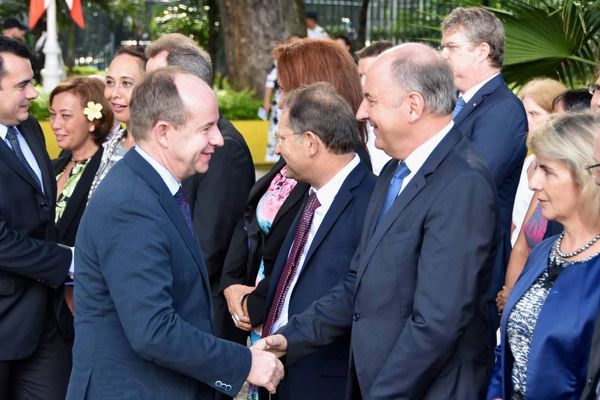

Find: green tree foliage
<box><xmin>151</xmin><ymin>2</ymin><xmax>211</xmax><ymax>47</ymax></box>
<box><xmin>497</xmin><ymin>0</ymin><xmax>600</xmax><ymax>87</ymax></box>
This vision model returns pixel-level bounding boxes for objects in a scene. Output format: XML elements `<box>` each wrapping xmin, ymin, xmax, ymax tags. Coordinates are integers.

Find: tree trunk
<box><xmin>357</xmin><ymin>0</ymin><xmax>370</xmax><ymax>49</ymax></box>
<box><xmin>218</xmin><ymin>0</ymin><xmax>305</xmax><ymax>97</ymax></box>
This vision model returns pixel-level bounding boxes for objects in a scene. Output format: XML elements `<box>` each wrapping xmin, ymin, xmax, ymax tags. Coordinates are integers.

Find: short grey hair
<box><xmin>282</xmin><ymin>82</ymin><xmax>361</xmax><ymax>155</ymax></box>
<box><xmin>389</xmin><ymin>44</ymin><xmax>456</xmax><ymax>115</ymax></box>
<box><xmin>146</xmin><ymin>33</ymin><xmax>212</xmax><ymax>84</ymax></box>
<box><xmin>441</xmin><ymin>7</ymin><xmax>505</xmax><ymax>68</ymax></box>
<box><xmin>129</xmin><ymin>67</ymin><xmax>188</xmax><ymax>142</ymax></box>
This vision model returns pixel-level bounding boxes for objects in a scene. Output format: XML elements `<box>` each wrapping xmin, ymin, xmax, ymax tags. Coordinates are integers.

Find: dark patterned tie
<box><xmin>262</xmin><ymin>190</ymin><xmax>321</xmax><ymax>337</ymax></box>
<box><xmin>6</xmin><ymin>126</ymin><xmax>42</xmax><ymax>191</ymax></box>
<box><xmin>378</xmin><ymin>161</ymin><xmax>410</xmax><ymax>224</ymax></box>
<box><xmin>173</xmin><ymin>186</ymin><xmax>194</xmax><ymax>234</ymax></box>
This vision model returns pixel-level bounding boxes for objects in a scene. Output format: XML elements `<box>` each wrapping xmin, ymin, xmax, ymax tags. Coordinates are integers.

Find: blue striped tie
<box><xmin>378</xmin><ymin>161</ymin><xmax>411</xmax><ymax>223</ymax></box>
<box><xmin>6</xmin><ymin>126</ymin><xmax>42</xmax><ymax>191</ymax></box>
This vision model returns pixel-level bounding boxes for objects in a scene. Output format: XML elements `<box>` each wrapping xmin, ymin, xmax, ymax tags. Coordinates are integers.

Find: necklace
<box><xmin>555</xmin><ymin>231</ymin><xmax>600</xmax><ymax>258</ymax></box>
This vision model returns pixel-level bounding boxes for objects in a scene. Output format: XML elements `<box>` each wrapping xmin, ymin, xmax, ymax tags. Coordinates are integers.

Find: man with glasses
<box><xmin>441</xmin><ymin>7</ymin><xmax>528</xmax><ymax>333</ymax></box>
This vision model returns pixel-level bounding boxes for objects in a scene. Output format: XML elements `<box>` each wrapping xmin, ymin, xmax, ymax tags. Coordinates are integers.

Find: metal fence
<box><xmin>304</xmin><ymin>0</ymin><xmax>461</xmax><ymax>44</ymax></box>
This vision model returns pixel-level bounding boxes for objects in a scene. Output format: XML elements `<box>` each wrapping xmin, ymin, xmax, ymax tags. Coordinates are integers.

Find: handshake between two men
<box><xmin>247</xmin><ymin>335</ymin><xmax>289</xmax><ymax>394</ymax></box>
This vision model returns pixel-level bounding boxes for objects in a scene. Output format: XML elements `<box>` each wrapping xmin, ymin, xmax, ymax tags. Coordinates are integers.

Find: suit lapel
<box><xmin>354</xmin><ymin>128</ymin><xmax>462</xmax><ymax>290</ymax></box>
<box><xmin>124</xmin><ymin>151</ymin><xmax>211</xmax><ymax>294</ymax></box>
<box><xmin>453</xmin><ymin>74</ymin><xmax>504</xmax><ymax>126</ymax></box>
<box><xmin>0</xmin><ymin>128</ymin><xmax>47</xmax><ymax>197</ymax></box>
<box><xmin>301</xmin><ymin>163</ymin><xmax>366</xmax><ymax>273</ymax></box>
<box><xmin>18</xmin><ymin>120</ymin><xmax>54</xmax><ymax>199</ymax></box>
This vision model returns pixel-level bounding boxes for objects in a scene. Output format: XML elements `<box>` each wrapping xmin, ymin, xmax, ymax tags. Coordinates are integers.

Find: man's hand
<box><xmin>247</xmin><ymin>346</ymin><xmax>284</xmax><ymax>394</ymax></box>
<box><xmin>253</xmin><ymin>334</ymin><xmax>288</xmax><ymax>359</ymax></box>
<box><xmin>223</xmin><ymin>284</ymin><xmax>254</xmax><ymax>331</ymax></box>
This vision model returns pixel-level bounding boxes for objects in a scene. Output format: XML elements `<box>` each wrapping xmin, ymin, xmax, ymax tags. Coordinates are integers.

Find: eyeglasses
<box><xmin>586</xmin><ymin>162</ymin><xmax>600</xmax><ymax>175</ymax></box>
<box><xmin>274</xmin><ymin>131</ymin><xmax>294</xmax><ymax>145</ymax></box>
<box><xmin>588</xmin><ymin>83</ymin><xmax>600</xmax><ymax>95</ymax></box>
<box><xmin>437</xmin><ymin>42</ymin><xmax>472</xmax><ymax>52</ymax></box>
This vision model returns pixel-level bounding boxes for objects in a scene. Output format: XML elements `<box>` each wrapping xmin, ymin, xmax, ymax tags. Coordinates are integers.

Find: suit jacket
<box><xmin>67</xmin><ymin>150</ymin><xmax>251</xmax><ymax>400</ymax></box>
<box><xmin>183</xmin><ymin>116</ymin><xmax>254</xmax><ymax>297</ymax></box>
<box><xmin>487</xmin><ymin>238</ymin><xmax>600</xmax><ymax>400</ymax></box>
<box><xmin>454</xmin><ymin>74</ymin><xmax>527</xmax><ymax>303</ymax></box>
<box><xmin>282</xmin><ymin>127</ymin><xmax>498</xmax><ymax>399</ymax></box>
<box><xmin>265</xmin><ymin>161</ymin><xmax>375</xmax><ymax>400</ymax></box>
<box><xmin>582</xmin><ymin>313</ymin><xmax>600</xmax><ymax>400</ymax></box>
<box><xmin>220</xmin><ymin>157</ymin><xmax>310</xmax><ymax>327</ymax></box>
<box><xmin>52</xmin><ymin>145</ymin><xmax>103</xmax><ymax>246</ymax></box>
<box><xmin>0</xmin><ymin>116</ymin><xmax>72</xmax><ymax>360</ymax></box>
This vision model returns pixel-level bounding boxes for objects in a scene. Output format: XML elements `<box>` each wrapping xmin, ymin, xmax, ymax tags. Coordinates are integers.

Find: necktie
<box><xmin>174</xmin><ymin>186</ymin><xmax>194</xmax><ymax>234</ymax></box>
<box><xmin>5</xmin><ymin>126</ymin><xmax>42</xmax><ymax>191</ymax></box>
<box><xmin>262</xmin><ymin>190</ymin><xmax>321</xmax><ymax>337</ymax></box>
<box><xmin>452</xmin><ymin>96</ymin><xmax>466</xmax><ymax>119</ymax></box>
<box><xmin>378</xmin><ymin>161</ymin><xmax>411</xmax><ymax>222</ymax></box>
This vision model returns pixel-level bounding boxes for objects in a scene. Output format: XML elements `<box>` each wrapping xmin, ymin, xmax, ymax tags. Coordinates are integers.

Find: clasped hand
<box><xmin>247</xmin><ymin>341</ymin><xmax>286</xmax><ymax>394</ymax></box>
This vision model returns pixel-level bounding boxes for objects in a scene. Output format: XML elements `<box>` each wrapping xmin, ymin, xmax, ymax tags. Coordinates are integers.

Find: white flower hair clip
<box><xmin>83</xmin><ymin>101</ymin><xmax>103</xmax><ymax>122</ymax></box>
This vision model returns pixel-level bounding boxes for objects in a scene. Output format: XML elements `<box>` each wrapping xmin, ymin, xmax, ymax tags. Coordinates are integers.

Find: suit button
<box><xmin>215</xmin><ymin>380</ymin><xmax>223</xmax><ymax>388</ymax></box>
<box><xmin>40</xmin><ymin>202</ymin><xmax>49</xmax><ymax>211</ymax></box>
<box><xmin>353</xmin><ymin>313</ymin><xmax>360</xmax><ymax>321</ymax></box>
<box><xmin>225</xmin><ymin>384</ymin><xmax>232</xmax><ymax>391</ymax></box>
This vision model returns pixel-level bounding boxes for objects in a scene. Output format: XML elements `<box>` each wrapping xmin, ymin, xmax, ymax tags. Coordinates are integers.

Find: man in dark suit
<box><xmin>258</xmin><ymin>43</ymin><xmax>499</xmax><ymax>399</ymax></box>
<box><xmin>0</xmin><ymin>37</ymin><xmax>73</xmax><ymax>399</ymax></box>
<box><xmin>67</xmin><ymin>67</ymin><xmax>283</xmax><ymax>399</ymax></box>
<box><xmin>440</xmin><ymin>7</ymin><xmax>527</xmax><ymax>327</ymax></box>
<box><xmin>258</xmin><ymin>83</ymin><xmax>375</xmax><ymax>399</ymax></box>
<box><xmin>145</xmin><ymin>34</ymin><xmax>255</xmax><ymax>348</ymax></box>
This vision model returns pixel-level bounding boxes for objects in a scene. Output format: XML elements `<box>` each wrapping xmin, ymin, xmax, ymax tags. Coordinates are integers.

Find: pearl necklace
<box><xmin>555</xmin><ymin>231</ymin><xmax>600</xmax><ymax>259</ymax></box>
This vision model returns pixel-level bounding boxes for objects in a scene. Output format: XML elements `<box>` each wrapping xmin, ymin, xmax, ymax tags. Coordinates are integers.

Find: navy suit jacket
<box><xmin>67</xmin><ymin>150</ymin><xmax>251</xmax><ymax>400</ymax></box>
<box><xmin>282</xmin><ymin>127</ymin><xmax>498</xmax><ymax>399</ymax></box>
<box><xmin>454</xmin><ymin>74</ymin><xmax>528</xmax><ymax>304</ymax></box>
<box><xmin>488</xmin><ymin>238</ymin><xmax>600</xmax><ymax>400</ymax></box>
<box><xmin>0</xmin><ymin>116</ymin><xmax>72</xmax><ymax>360</ymax></box>
<box><xmin>266</xmin><ymin>160</ymin><xmax>375</xmax><ymax>400</ymax></box>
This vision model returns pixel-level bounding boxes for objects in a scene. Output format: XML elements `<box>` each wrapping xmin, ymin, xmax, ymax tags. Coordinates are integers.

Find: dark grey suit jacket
<box><xmin>282</xmin><ymin>127</ymin><xmax>498</xmax><ymax>399</ymax></box>
<box><xmin>0</xmin><ymin>116</ymin><xmax>72</xmax><ymax>360</ymax></box>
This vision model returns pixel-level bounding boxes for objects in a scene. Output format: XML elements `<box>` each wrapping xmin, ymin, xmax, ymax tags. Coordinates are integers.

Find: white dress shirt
<box><xmin>399</xmin><ymin>121</ymin><xmax>454</xmax><ymax>193</ymax></box>
<box><xmin>271</xmin><ymin>154</ymin><xmax>360</xmax><ymax>332</ymax></box>
<box><xmin>460</xmin><ymin>72</ymin><xmax>500</xmax><ymax>103</ymax></box>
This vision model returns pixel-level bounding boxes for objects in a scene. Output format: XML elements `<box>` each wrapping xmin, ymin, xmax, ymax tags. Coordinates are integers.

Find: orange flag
<box><xmin>29</xmin><ymin>0</ymin><xmax>48</xmax><ymax>29</ymax></box>
<box><xmin>65</xmin><ymin>0</ymin><xmax>85</xmax><ymax>29</ymax></box>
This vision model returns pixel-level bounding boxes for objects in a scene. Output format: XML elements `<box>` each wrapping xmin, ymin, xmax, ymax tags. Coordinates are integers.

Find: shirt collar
<box><xmin>135</xmin><ymin>146</ymin><xmax>181</xmax><ymax>196</ymax></box>
<box><xmin>403</xmin><ymin>121</ymin><xmax>454</xmax><ymax>178</ymax></box>
<box><xmin>0</xmin><ymin>123</ymin><xmax>11</xmax><ymax>140</ymax></box>
<box><xmin>312</xmin><ymin>153</ymin><xmax>360</xmax><ymax>210</ymax></box>
<box><xmin>460</xmin><ymin>72</ymin><xmax>500</xmax><ymax>103</ymax></box>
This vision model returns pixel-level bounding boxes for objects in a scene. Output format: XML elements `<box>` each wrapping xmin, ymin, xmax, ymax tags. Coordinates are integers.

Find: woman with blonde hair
<box><xmin>497</xmin><ymin>78</ymin><xmax>566</xmax><ymax>310</ymax></box>
<box><xmin>488</xmin><ymin>112</ymin><xmax>600</xmax><ymax>399</ymax></box>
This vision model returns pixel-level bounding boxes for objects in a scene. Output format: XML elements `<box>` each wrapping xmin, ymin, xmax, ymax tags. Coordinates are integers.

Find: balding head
<box><xmin>146</xmin><ymin>33</ymin><xmax>212</xmax><ymax>84</ymax></box>
<box><xmin>373</xmin><ymin>43</ymin><xmax>456</xmax><ymax>115</ymax></box>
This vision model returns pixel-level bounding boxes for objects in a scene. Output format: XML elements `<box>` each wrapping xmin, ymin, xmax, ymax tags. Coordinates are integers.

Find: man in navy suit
<box><xmin>0</xmin><ymin>37</ymin><xmax>73</xmax><ymax>399</ymax></box>
<box><xmin>145</xmin><ymin>34</ymin><xmax>255</xmax><ymax>356</ymax></box>
<box><xmin>67</xmin><ymin>67</ymin><xmax>283</xmax><ymax>399</ymax></box>
<box><xmin>441</xmin><ymin>7</ymin><xmax>527</xmax><ymax>326</ymax></box>
<box><xmin>258</xmin><ymin>43</ymin><xmax>499</xmax><ymax>399</ymax></box>
<box><xmin>259</xmin><ymin>82</ymin><xmax>375</xmax><ymax>399</ymax></box>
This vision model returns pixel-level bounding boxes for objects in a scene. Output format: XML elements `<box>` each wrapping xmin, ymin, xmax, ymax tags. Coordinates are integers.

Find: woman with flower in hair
<box><xmin>49</xmin><ymin>76</ymin><xmax>114</xmax><ymax>311</ymax></box>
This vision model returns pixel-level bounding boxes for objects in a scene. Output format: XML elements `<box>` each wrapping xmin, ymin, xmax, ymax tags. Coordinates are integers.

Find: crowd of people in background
<box><xmin>1</xmin><ymin>5</ymin><xmax>600</xmax><ymax>400</ymax></box>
